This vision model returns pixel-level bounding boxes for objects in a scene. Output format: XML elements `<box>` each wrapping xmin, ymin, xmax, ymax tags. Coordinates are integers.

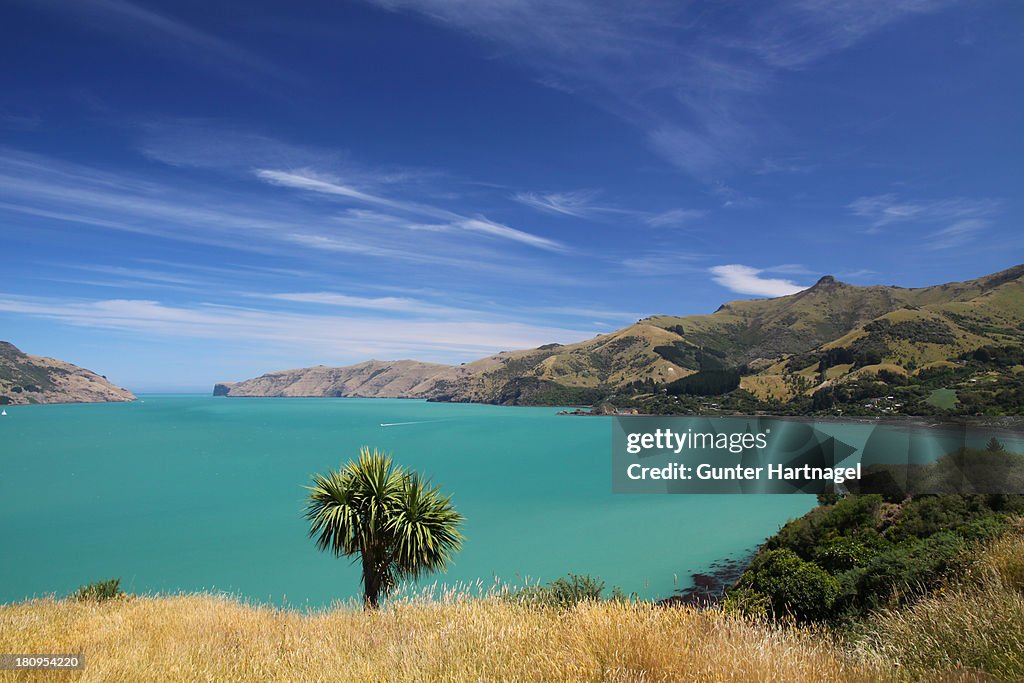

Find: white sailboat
<box><xmin>1</xmin><ymin>409</ymin><xmax>6</xmax><ymax>416</ymax></box>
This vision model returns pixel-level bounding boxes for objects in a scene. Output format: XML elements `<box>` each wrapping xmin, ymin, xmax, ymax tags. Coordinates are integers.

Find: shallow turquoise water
<box><xmin>0</xmin><ymin>396</ymin><xmax>814</xmax><ymax>607</ymax></box>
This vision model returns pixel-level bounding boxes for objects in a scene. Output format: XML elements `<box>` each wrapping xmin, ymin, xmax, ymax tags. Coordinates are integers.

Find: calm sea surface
<box><xmin>0</xmin><ymin>396</ymin><xmax>815</xmax><ymax>606</ymax></box>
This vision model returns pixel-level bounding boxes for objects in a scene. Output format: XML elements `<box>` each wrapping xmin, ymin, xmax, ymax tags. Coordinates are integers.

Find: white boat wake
<box><xmin>379</xmin><ymin>420</ymin><xmax>443</xmax><ymax>427</ymax></box>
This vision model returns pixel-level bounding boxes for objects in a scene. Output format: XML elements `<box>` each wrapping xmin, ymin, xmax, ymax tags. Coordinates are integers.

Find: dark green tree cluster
<box><xmin>962</xmin><ymin>345</ymin><xmax>1024</xmax><ymax>367</ymax></box>
<box><xmin>653</xmin><ymin>342</ymin><xmax>727</xmax><ymax>371</ymax></box>
<box><xmin>728</xmin><ymin>493</ymin><xmax>1024</xmax><ymax>624</ymax></box>
<box><xmin>665</xmin><ymin>369</ymin><xmax>741</xmax><ymax>396</ymax></box>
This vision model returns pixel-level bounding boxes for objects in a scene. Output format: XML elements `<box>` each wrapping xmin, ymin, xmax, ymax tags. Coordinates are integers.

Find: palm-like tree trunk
<box><xmin>361</xmin><ymin>550</ymin><xmax>382</xmax><ymax>608</ymax></box>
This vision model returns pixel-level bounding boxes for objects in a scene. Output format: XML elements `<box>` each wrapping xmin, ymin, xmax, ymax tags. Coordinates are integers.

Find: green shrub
<box><xmin>768</xmin><ymin>495</ymin><xmax>883</xmax><ymax>561</ymax></box>
<box><xmin>721</xmin><ymin>586</ymin><xmax>772</xmax><ymax>617</ymax></box>
<box><xmin>816</xmin><ymin>492</ymin><xmax>843</xmax><ymax>506</ymax></box>
<box><xmin>887</xmin><ymin>495</ymin><xmax>987</xmax><ymax>542</ymax></box>
<box><xmin>507</xmin><ymin>573</ymin><xmax>620</xmax><ymax>608</ymax></box>
<box><xmin>73</xmin><ymin>577</ymin><xmax>123</xmax><ymax>602</ymax></box>
<box><xmin>857</xmin><ymin>532</ymin><xmax>966</xmax><ymax>610</ymax></box>
<box><xmin>813</xmin><ymin>536</ymin><xmax>879</xmax><ymax>572</ymax></box>
<box><xmin>735</xmin><ymin>549</ymin><xmax>839</xmax><ymax>624</ymax></box>
<box><xmin>735</xmin><ymin>492</ymin><xmax>1024</xmax><ymax>623</ymax></box>
<box><xmin>955</xmin><ymin>515</ymin><xmax>1008</xmax><ymax>542</ymax></box>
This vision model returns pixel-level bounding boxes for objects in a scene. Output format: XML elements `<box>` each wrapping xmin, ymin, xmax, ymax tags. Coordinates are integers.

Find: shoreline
<box><xmin>656</xmin><ymin>551</ymin><xmax>756</xmax><ymax>608</ymax></box>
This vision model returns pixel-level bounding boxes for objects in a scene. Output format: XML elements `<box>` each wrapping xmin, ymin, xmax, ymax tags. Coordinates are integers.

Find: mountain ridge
<box><xmin>214</xmin><ymin>265</ymin><xmax>1024</xmax><ymax>413</ymax></box>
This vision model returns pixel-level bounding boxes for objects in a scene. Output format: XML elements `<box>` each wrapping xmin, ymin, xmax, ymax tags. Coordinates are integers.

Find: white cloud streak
<box><xmin>0</xmin><ymin>293</ymin><xmax>595</xmax><ymax>362</ymax></box>
<box><xmin>927</xmin><ymin>218</ymin><xmax>990</xmax><ymax>251</ymax></box>
<box><xmin>621</xmin><ymin>253</ymin><xmax>705</xmax><ymax>276</ymax></box>
<box><xmin>746</xmin><ymin>0</ymin><xmax>954</xmax><ymax>69</ymax></box>
<box><xmin>514</xmin><ymin>190</ymin><xmax>604</xmax><ymax>218</ymax></box>
<box><xmin>848</xmin><ymin>193</ymin><xmax>999</xmax><ymax>249</ymax></box>
<box><xmin>848</xmin><ymin>193</ymin><xmax>998</xmax><ymax>229</ymax></box>
<box><xmin>709</xmin><ymin>264</ymin><xmax>808</xmax><ymax>297</ymax></box>
<box><xmin>256</xmin><ymin>168</ymin><xmax>445</xmax><ymax>218</ymax></box>
<box><xmin>257</xmin><ymin>168</ymin><xmax>565</xmax><ymax>251</ymax></box>
<box><xmin>254</xmin><ymin>291</ymin><xmax>462</xmax><ymax>316</ymax></box>
<box><xmin>0</xmin><ymin>150</ymin><xmax>566</xmax><ymax>272</ymax></box>
<box><xmin>645</xmin><ymin>208</ymin><xmax>706</xmax><ymax>228</ymax></box>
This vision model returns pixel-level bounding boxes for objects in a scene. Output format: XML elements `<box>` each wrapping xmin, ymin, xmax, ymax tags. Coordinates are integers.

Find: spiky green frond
<box><xmin>304</xmin><ymin>447</ymin><xmax>464</xmax><ymax>606</ymax></box>
<box><xmin>388</xmin><ymin>472</ymin><xmax>464</xmax><ymax>580</ymax></box>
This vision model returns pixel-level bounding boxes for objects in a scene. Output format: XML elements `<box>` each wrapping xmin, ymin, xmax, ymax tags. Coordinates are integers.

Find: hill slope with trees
<box><xmin>216</xmin><ymin>264</ymin><xmax>1024</xmax><ymax>415</ymax></box>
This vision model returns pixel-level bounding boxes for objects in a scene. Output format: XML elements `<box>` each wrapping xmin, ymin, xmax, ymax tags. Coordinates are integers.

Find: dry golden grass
<box><xmin>974</xmin><ymin>523</ymin><xmax>1024</xmax><ymax>589</ymax></box>
<box><xmin>854</xmin><ymin>581</ymin><xmax>1024</xmax><ymax>681</ymax></box>
<box><xmin>853</xmin><ymin>525</ymin><xmax>1024</xmax><ymax>682</ymax></box>
<box><xmin>0</xmin><ymin>593</ymin><xmax>889</xmax><ymax>682</ymax></box>
<box><xmin>739</xmin><ymin>374</ymin><xmax>794</xmax><ymax>401</ymax></box>
<box><xmin>8</xmin><ymin>527</ymin><xmax>1022</xmax><ymax>681</ymax></box>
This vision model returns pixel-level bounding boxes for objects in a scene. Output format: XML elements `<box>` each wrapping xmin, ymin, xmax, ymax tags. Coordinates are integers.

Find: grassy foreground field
<box><xmin>1</xmin><ymin>593</ymin><xmax>882</xmax><ymax>682</ymax></box>
<box><xmin>3</xmin><ymin>530</ymin><xmax>1022</xmax><ymax>682</ymax></box>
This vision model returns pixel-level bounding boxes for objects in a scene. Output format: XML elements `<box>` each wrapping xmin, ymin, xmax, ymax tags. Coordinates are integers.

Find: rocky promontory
<box><xmin>214</xmin><ymin>360</ymin><xmax>457</xmax><ymax>398</ymax></box>
<box><xmin>0</xmin><ymin>341</ymin><xmax>135</xmax><ymax>405</ymax></box>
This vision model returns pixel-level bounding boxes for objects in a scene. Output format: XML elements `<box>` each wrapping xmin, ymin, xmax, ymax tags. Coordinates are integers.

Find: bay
<box><xmin>0</xmin><ymin>396</ymin><xmax>815</xmax><ymax>607</ymax></box>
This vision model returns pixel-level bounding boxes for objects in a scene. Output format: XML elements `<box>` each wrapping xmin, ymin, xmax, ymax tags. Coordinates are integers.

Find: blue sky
<box><xmin>1</xmin><ymin>0</ymin><xmax>1021</xmax><ymax>391</ymax></box>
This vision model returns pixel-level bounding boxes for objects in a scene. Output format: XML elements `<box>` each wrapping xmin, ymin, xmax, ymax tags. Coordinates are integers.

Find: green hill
<box><xmin>217</xmin><ymin>265</ymin><xmax>1024</xmax><ymax>415</ymax></box>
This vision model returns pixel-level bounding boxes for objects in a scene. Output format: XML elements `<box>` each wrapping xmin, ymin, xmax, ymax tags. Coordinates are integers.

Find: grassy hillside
<box><xmin>852</xmin><ymin>528</ymin><xmax>1024</xmax><ymax>680</ymax></box>
<box><xmin>5</xmin><ymin>526</ymin><xmax>1023</xmax><ymax>682</ymax></box>
<box><xmin>0</xmin><ymin>341</ymin><xmax>135</xmax><ymax>405</ymax></box>
<box><xmin>0</xmin><ymin>592</ymin><xmax>884</xmax><ymax>682</ymax></box>
<box><xmin>216</xmin><ymin>265</ymin><xmax>1024</xmax><ymax>413</ymax></box>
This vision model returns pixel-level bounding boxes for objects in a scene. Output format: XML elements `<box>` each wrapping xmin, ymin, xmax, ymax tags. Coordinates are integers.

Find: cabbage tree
<box><xmin>305</xmin><ymin>447</ymin><xmax>464</xmax><ymax>608</ymax></box>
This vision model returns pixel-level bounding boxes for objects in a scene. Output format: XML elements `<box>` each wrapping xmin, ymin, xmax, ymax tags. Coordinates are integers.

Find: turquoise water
<box><xmin>0</xmin><ymin>396</ymin><xmax>814</xmax><ymax>607</ymax></box>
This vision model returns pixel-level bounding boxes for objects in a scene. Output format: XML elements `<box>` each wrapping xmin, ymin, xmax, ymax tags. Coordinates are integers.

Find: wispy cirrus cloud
<box><xmin>139</xmin><ymin>120</ymin><xmax>453</xmax><ymax>201</ymax></box>
<box><xmin>513</xmin><ymin>190</ymin><xmax>605</xmax><ymax>218</ymax></box>
<box><xmin>0</xmin><ymin>149</ymin><xmax>566</xmax><ymax>275</ymax></box>
<box><xmin>927</xmin><ymin>218</ymin><xmax>991</xmax><ymax>251</ymax></box>
<box><xmin>515</xmin><ymin>190</ymin><xmax>707</xmax><ymax>230</ymax></box>
<box><xmin>142</xmin><ymin>122</ymin><xmax>566</xmax><ymax>250</ymax></box>
<box><xmin>848</xmin><ymin>193</ymin><xmax>999</xmax><ymax>249</ymax></box>
<box><xmin>459</xmin><ymin>217</ymin><xmax>564</xmax><ymax>251</ymax></box>
<box><xmin>251</xmin><ymin>291</ymin><xmax>644</xmax><ymax>323</ymax></box>
<box><xmin>27</xmin><ymin>260</ymin><xmax>316</xmax><ymax>296</ymax></box>
<box><xmin>745</xmin><ymin>0</ymin><xmax>954</xmax><ymax>69</ymax></box>
<box><xmin>258</xmin><ymin>168</ymin><xmax>565</xmax><ymax>251</ymax></box>
<box><xmin>621</xmin><ymin>252</ymin><xmax>705</xmax><ymax>276</ymax></box>
<box><xmin>0</xmin><ymin>293</ymin><xmax>595</xmax><ymax>362</ymax></box>
<box><xmin>12</xmin><ymin>0</ymin><xmax>293</xmax><ymax>83</ymax></box>
<box><xmin>361</xmin><ymin>0</ymin><xmax>957</xmax><ymax>178</ymax></box>
<box><xmin>253</xmin><ymin>291</ymin><xmax>464</xmax><ymax>316</ymax></box>
<box><xmin>848</xmin><ymin>193</ymin><xmax>998</xmax><ymax>229</ymax></box>
<box><xmin>709</xmin><ymin>264</ymin><xmax>808</xmax><ymax>297</ymax></box>
<box><xmin>0</xmin><ymin>109</ymin><xmax>42</xmax><ymax>132</ymax></box>
<box><xmin>138</xmin><ymin>121</ymin><xmax>340</xmax><ymax>172</ymax></box>
<box><xmin>256</xmin><ymin>168</ymin><xmax>448</xmax><ymax>218</ymax></box>
<box><xmin>838</xmin><ymin>268</ymin><xmax>879</xmax><ymax>280</ymax></box>
<box><xmin>645</xmin><ymin>208</ymin><xmax>706</xmax><ymax>228</ymax></box>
